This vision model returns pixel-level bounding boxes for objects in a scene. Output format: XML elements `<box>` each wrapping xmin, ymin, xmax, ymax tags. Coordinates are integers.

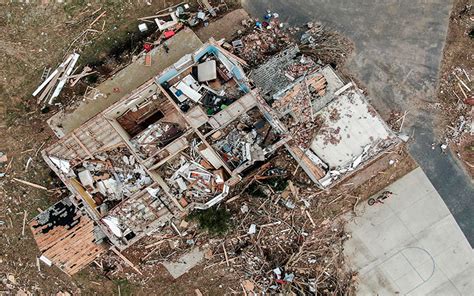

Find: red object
<box><xmin>164</xmin><ymin>30</ymin><xmax>175</xmax><ymax>39</ymax></box>
<box><xmin>143</xmin><ymin>43</ymin><xmax>153</xmax><ymax>52</ymax></box>
<box><xmin>465</xmin><ymin>96</ymin><xmax>474</xmax><ymax>106</ymax></box>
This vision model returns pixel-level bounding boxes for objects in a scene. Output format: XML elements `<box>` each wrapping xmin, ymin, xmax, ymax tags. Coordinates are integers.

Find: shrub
<box><xmin>189</xmin><ymin>206</ymin><xmax>231</xmax><ymax>235</ymax></box>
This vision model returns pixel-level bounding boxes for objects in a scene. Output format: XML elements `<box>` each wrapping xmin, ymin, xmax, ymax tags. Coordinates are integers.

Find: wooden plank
<box><xmin>13</xmin><ymin>178</ymin><xmax>48</xmax><ymax>190</ymax></box>
<box><xmin>29</xmin><ymin>202</ymin><xmax>107</xmax><ymax>276</ymax></box>
<box><xmin>71</xmin><ymin>133</ymin><xmax>94</xmax><ymax>159</ymax></box>
<box><xmin>145</xmin><ymin>52</ymin><xmax>152</xmax><ymax>67</ymax></box>
<box><xmin>32</xmin><ymin>54</ymin><xmax>73</xmax><ymax>96</ymax></box>
<box><xmin>111</xmin><ymin>247</ymin><xmax>143</xmax><ymax>275</ymax></box>
<box><xmin>37</xmin><ymin>70</ymin><xmax>62</xmax><ymax>104</ymax></box>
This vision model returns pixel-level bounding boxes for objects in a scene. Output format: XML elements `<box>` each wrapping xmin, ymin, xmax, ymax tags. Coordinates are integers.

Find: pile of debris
<box><xmin>166</xmin><ymin>52</ymin><xmax>242</xmax><ymax>115</ymax></box>
<box><xmin>230</xmin><ymin>15</ymin><xmax>353</xmax><ymax>69</ymax></box>
<box><xmin>284</xmin><ymin>55</ymin><xmax>318</xmax><ymax>80</ymax></box>
<box><xmin>214</xmin><ymin>128</ymin><xmax>265</xmax><ymax>170</ymax></box>
<box><xmin>101</xmin><ymin>185</ymin><xmax>170</xmax><ymax>245</ymax></box>
<box><xmin>438</xmin><ymin>67</ymin><xmax>473</xmax><ymax>145</ymax></box>
<box><xmin>274</xmin><ymin>73</ymin><xmax>328</xmax><ymax>149</ymax></box>
<box><xmin>210</xmin><ymin>109</ymin><xmax>279</xmax><ymax>170</ymax></box>
<box><xmin>90</xmin><ymin>158</ymin><xmax>357</xmax><ymax>294</ymax></box>
<box><xmin>204</xmin><ymin>164</ymin><xmax>357</xmax><ymax>294</ymax></box>
<box><xmin>32</xmin><ymin>53</ymin><xmax>82</xmax><ymax>106</ymax></box>
<box><xmin>167</xmin><ymin>156</ymin><xmax>228</xmax><ymax>205</ymax></box>
<box><xmin>286</xmin><ymin>114</ymin><xmax>326</xmax><ymax>150</ymax></box>
<box><xmin>138</xmin><ymin>0</ymin><xmax>228</xmax><ymax>34</ymax></box>
<box><xmin>72</xmin><ymin>147</ymin><xmax>152</xmax><ymax>208</ymax></box>
<box><xmin>299</xmin><ymin>22</ymin><xmax>354</xmax><ymax>66</ymax></box>
<box><xmin>230</xmin><ymin>12</ymin><xmax>292</xmax><ymax>66</ymax></box>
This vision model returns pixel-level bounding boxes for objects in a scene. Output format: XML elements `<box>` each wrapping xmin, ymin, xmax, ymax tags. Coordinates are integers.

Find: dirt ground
<box><xmin>436</xmin><ymin>0</ymin><xmax>474</xmax><ymax>177</ymax></box>
<box><xmin>0</xmin><ymin>1</ymin><xmax>421</xmax><ymax>295</ymax></box>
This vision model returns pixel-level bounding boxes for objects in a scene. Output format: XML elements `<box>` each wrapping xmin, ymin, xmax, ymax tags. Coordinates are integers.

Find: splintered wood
<box><xmin>272</xmin><ymin>73</ymin><xmax>328</xmax><ymax>150</ymax></box>
<box><xmin>299</xmin><ymin>22</ymin><xmax>354</xmax><ymax>66</ymax></box>
<box><xmin>13</xmin><ymin>178</ymin><xmax>48</xmax><ymax>191</ymax></box>
<box><xmin>32</xmin><ymin>53</ymin><xmax>80</xmax><ymax>105</ymax></box>
<box><xmin>111</xmin><ymin>247</ymin><xmax>143</xmax><ymax>275</ymax></box>
<box><xmin>203</xmin><ymin>169</ymin><xmax>357</xmax><ymax>294</ymax></box>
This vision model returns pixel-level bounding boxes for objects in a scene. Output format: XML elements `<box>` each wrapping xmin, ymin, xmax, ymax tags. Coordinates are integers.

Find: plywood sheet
<box><xmin>29</xmin><ymin>198</ymin><xmax>108</xmax><ymax>275</ymax></box>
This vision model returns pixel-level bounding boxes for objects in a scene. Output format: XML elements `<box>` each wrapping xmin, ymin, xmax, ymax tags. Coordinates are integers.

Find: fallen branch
<box><xmin>89</xmin><ymin>10</ymin><xmax>106</xmax><ymax>28</ymax></box>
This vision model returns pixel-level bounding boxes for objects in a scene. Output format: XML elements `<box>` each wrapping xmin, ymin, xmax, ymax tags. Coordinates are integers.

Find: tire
<box><xmin>368</xmin><ymin>198</ymin><xmax>376</xmax><ymax>206</ymax></box>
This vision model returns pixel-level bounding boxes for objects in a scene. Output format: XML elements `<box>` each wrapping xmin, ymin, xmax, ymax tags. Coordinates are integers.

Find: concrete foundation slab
<box><xmin>196</xmin><ymin>9</ymin><xmax>249</xmax><ymax>42</ymax></box>
<box><xmin>48</xmin><ymin>28</ymin><xmax>203</xmax><ymax>137</ymax></box>
<box><xmin>344</xmin><ymin>167</ymin><xmax>474</xmax><ymax>295</ymax></box>
<box><xmin>162</xmin><ymin>247</ymin><xmax>206</xmax><ymax>279</ymax></box>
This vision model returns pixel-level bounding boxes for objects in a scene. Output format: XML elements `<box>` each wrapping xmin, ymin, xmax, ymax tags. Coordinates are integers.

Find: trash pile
<box><xmin>71</xmin><ymin>147</ymin><xmax>152</xmax><ymax>210</ymax></box>
<box><xmin>230</xmin><ymin>12</ymin><xmax>292</xmax><ymax>66</ymax></box>
<box><xmin>167</xmin><ymin>157</ymin><xmax>228</xmax><ymax>205</ymax></box>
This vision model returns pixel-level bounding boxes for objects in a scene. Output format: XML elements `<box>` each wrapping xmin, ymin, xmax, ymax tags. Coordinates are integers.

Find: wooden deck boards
<box><xmin>29</xmin><ymin>198</ymin><xmax>108</xmax><ymax>275</ymax></box>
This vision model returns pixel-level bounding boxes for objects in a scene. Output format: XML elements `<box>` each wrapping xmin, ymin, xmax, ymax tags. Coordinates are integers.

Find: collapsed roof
<box><xmin>32</xmin><ymin>37</ymin><xmax>398</xmax><ymax>275</ymax></box>
<box><xmin>250</xmin><ymin>52</ymin><xmax>398</xmax><ymax>188</ymax></box>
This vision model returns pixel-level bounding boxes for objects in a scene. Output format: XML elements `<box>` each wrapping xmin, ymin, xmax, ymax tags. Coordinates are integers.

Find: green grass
<box><xmin>113</xmin><ymin>278</ymin><xmax>134</xmax><ymax>296</ymax></box>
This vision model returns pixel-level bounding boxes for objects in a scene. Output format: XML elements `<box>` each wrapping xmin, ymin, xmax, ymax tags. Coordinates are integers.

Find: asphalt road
<box><xmin>242</xmin><ymin>0</ymin><xmax>474</xmax><ymax>246</ymax></box>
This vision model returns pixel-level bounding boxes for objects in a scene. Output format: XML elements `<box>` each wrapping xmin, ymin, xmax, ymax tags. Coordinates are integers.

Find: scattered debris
<box><xmin>203</xmin><ymin>171</ymin><xmax>357</xmax><ymax>294</ymax></box>
<box><xmin>32</xmin><ymin>53</ymin><xmax>80</xmax><ymax>105</ymax></box>
<box><xmin>22</xmin><ymin>6</ymin><xmax>406</xmax><ymax>295</ymax></box>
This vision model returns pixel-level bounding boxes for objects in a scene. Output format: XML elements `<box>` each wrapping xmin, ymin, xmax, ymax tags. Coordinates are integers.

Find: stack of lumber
<box><xmin>32</xmin><ymin>53</ymin><xmax>80</xmax><ymax>105</ymax></box>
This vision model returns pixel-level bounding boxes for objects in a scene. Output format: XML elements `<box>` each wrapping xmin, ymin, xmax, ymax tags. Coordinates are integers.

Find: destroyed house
<box><xmin>32</xmin><ymin>38</ymin><xmax>397</xmax><ymax>275</ymax></box>
<box><xmin>34</xmin><ymin>40</ymin><xmax>285</xmax><ymax>274</ymax></box>
<box><xmin>250</xmin><ymin>52</ymin><xmax>399</xmax><ymax>188</ymax></box>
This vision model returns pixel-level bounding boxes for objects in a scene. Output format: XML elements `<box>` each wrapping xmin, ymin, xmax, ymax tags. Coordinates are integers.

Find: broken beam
<box><xmin>13</xmin><ymin>178</ymin><xmax>48</xmax><ymax>191</ymax></box>
<box><xmin>111</xmin><ymin>247</ymin><xmax>143</xmax><ymax>275</ymax></box>
<box><xmin>71</xmin><ymin>133</ymin><xmax>94</xmax><ymax>159</ymax></box>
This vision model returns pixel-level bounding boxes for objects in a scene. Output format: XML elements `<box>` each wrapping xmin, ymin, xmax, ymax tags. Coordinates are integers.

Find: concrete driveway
<box><xmin>242</xmin><ymin>0</ymin><xmax>474</xmax><ymax>246</ymax></box>
<box><xmin>344</xmin><ymin>168</ymin><xmax>473</xmax><ymax>295</ymax></box>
